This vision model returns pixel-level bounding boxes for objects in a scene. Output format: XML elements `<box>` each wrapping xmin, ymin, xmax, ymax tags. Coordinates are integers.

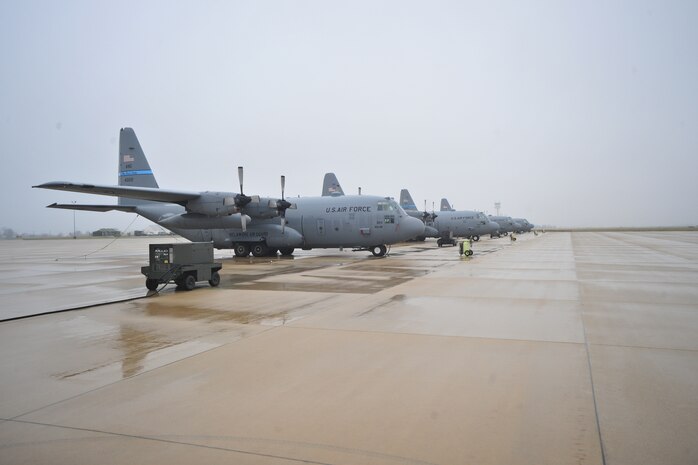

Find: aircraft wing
<box><xmin>47</xmin><ymin>203</ymin><xmax>138</xmax><ymax>213</ymax></box>
<box><xmin>33</xmin><ymin>182</ymin><xmax>200</xmax><ymax>204</ymax></box>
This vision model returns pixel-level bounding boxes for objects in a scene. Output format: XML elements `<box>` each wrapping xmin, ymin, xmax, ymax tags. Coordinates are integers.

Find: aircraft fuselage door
<box><xmin>316</xmin><ymin>218</ymin><xmax>325</xmax><ymax>236</ymax></box>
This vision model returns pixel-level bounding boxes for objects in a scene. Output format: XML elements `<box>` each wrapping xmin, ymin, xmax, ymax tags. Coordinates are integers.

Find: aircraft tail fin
<box><xmin>440</xmin><ymin>198</ymin><xmax>453</xmax><ymax>211</ymax></box>
<box><xmin>118</xmin><ymin>128</ymin><xmax>158</xmax><ymax>206</ymax></box>
<box><xmin>322</xmin><ymin>173</ymin><xmax>345</xmax><ymax>196</ymax></box>
<box><xmin>399</xmin><ymin>189</ymin><xmax>417</xmax><ymax>211</ymax></box>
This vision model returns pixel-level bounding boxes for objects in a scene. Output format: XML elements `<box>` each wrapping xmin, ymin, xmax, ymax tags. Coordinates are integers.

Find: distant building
<box><xmin>92</xmin><ymin>228</ymin><xmax>121</xmax><ymax>237</ymax></box>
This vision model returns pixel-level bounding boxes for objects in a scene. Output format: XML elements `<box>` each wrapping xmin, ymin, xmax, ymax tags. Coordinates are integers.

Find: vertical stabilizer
<box><xmin>399</xmin><ymin>189</ymin><xmax>417</xmax><ymax>211</ymax></box>
<box><xmin>322</xmin><ymin>173</ymin><xmax>345</xmax><ymax>196</ymax></box>
<box><xmin>118</xmin><ymin>128</ymin><xmax>159</xmax><ymax>206</ymax></box>
<box><xmin>440</xmin><ymin>198</ymin><xmax>454</xmax><ymax>211</ymax></box>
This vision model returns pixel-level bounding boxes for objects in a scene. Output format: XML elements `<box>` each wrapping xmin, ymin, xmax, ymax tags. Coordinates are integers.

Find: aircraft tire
<box><xmin>371</xmin><ymin>245</ymin><xmax>387</xmax><ymax>257</ymax></box>
<box><xmin>234</xmin><ymin>243</ymin><xmax>250</xmax><ymax>257</ymax></box>
<box><xmin>279</xmin><ymin>247</ymin><xmax>294</xmax><ymax>256</ymax></box>
<box><xmin>251</xmin><ymin>243</ymin><xmax>269</xmax><ymax>257</ymax></box>
<box><xmin>183</xmin><ymin>274</ymin><xmax>196</xmax><ymax>291</ymax></box>
<box><xmin>267</xmin><ymin>248</ymin><xmax>278</xmax><ymax>257</ymax></box>
<box><xmin>472</xmin><ymin>235</ymin><xmax>480</xmax><ymax>242</ymax></box>
<box><xmin>437</xmin><ymin>238</ymin><xmax>443</xmax><ymax>247</ymax></box>
<box><xmin>145</xmin><ymin>279</ymin><xmax>159</xmax><ymax>291</ymax></box>
<box><xmin>208</xmin><ymin>271</ymin><xmax>220</xmax><ymax>287</ymax></box>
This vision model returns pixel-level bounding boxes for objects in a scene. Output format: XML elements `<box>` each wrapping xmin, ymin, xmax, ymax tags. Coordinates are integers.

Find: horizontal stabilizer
<box><xmin>47</xmin><ymin>203</ymin><xmax>137</xmax><ymax>213</ymax></box>
<box><xmin>34</xmin><ymin>182</ymin><xmax>200</xmax><ymax>204</ymax></box>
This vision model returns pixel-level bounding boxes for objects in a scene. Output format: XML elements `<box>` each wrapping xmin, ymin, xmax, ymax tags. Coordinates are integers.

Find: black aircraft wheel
<box><xmin>145</xmin><ymin>279</ymin><xmax>159</xmax><ymax>291</ymax></box>
<box><xmin>267</xmin><ymin>248</ymin><xmax>279</xmax><ymax>257</ymax></box>
<box><xmin>183</xmin><ymin>274</ymin><xmax>196</xmax><ymax>291</ymax></box>
<box><xmin>472</xmin><ymin>235</ymin><xmax>480</xmax><ymax>242</ymax></box>
<box><xmin>234</xmin><ymin>243</ymin><xmax>250</xmax><ymax>257</ymax></box>
<box><xmin>208</xmin><ymin>271</ymin><xmax>220</xmax><ymax>287</ymax></box>
<box><xmin>437</xmin><ymin>238</ymin><xmax>443</xmax><ymax>247</ymax></box>
<box><xmin>279</xmin><ymin>247</ymin><xmax>295</xmax><ymax>256</ymax></box>
<box><xmin>371</xmin><ymin>245</ymin><xmax>387</xmax><ymax>257</ymax></box>
<box><xmin>251</xmin><ymin>243</ymin><xmax>269</xmax><ymax>257</ymax></box>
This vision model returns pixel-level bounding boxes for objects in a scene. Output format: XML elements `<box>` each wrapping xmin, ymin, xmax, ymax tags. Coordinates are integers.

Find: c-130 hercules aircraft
<box><xmin>34</xmin><ymin>128</ymin><xmax>425</xmax><ymax>257</ymax></box>
<box><xmin>400</xmin><ymin>190</ymin><xmax>500</xmax><ymax>245</ymax></box>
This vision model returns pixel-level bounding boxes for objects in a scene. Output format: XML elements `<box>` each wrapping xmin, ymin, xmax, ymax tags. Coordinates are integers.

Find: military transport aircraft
<box><xmin>400</xmin><ymin>190</ymin><xmax>500</xmax><ymax>245</ymax></box>
<box><xmin>440</xmin><ymin>199</ymin><xmax>534</xmax><ymax>236</ymax></box>
<box><xmin>34</xmin><ymin>128</ymin><xmax>425</xmax><ymax>257</ymax></box>
<box><xmin>321</xmin><ymin>173</ymin><xmax>437</xmax><ymax>241</ymax></box>
<box><xmin>487</xmin><ymin>216</ymin><xmax>520</xmax><ymax>236</ymax></box>
<box><xmin>512</xmin><ymin>218</ymin><xmax>534</xmax><ymax>233</ymax></box>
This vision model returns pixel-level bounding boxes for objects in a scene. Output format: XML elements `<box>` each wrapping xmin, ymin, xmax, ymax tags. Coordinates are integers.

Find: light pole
<box><xmin>72</xmin><ymin>201</ymin><xmax>76</xmax><ymax>239</ymax></box>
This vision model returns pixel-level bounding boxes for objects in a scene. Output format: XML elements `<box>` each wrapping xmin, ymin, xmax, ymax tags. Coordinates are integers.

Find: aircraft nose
<box><xmin>489</xmin><ymin>221</ymin><xmax>500</xmax><ymax>234</ymax></box>
<box><xmin>402</xmin><ymin>215</ymin><xmax>425</xmax><ymax>240</ymax></box>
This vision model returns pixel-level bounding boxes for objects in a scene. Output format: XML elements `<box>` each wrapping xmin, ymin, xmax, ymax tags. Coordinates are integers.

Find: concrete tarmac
<box><xmin>1</xmin><ymin>232</ymin><xmax>697</xmax><ymax>465</ymax></box>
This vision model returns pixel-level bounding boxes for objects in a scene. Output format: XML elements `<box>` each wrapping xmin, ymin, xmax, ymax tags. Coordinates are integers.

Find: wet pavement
<box><xmin>1</xmin><ymin>232</ymin><xmax>697</xmax><ymax>464</ymax></box>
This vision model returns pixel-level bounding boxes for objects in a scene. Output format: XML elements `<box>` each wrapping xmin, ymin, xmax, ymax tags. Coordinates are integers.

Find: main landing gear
<box><xmin>437</xmin><ymin>237</ymin><xmax>457</xmax><ymax>247</ymax></box>
<box><xmin>233</xmin><ymin>242</ymin><xmax>294</xmax><ymax>258</ymax></box>
<box><xmin>371</xmin><ymin>245</ymin><xmax>387</xmax><ymax>257</ymax></box>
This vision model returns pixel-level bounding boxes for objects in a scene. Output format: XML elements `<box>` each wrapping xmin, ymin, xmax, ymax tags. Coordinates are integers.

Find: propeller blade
<box><xmin>238</xmin><ymin>166</ymin><xmax>244</xmax><ymax>194</ymax></box>
<box><xmin>275</xmin><ymin>174</ymin><xmax>292</xmax><ymax>219</ymax></box>
<box><xmin>241</xmin><ymin>214</ymin><xmax>247</xmax><ymax>232</ymax></box>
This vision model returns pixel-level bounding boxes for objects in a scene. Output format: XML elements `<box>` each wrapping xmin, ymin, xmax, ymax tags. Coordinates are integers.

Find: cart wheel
<box><xmin>183</xmin><ymin>274</ymin><xmax>196</xmax><ymax>291</ymax></box>
<box><xmin>437</xmin><ymin>238</ymin><xmax>443</xmax><ymax>247</ymax></box>
<box><xmin>209</xmin><ymin>271</ymin><xmax>220</xmax><ymax>287</ymax></box>
<box><xmin>145</xmin><ymin>279</ymin><xmax>159</xmax><ymax>291</ymax></box>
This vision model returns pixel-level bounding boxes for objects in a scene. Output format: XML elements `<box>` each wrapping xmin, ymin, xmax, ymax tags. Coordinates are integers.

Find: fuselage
<box><xmin>428</xmin><ymin>210</ymin><xmax>500</xmax><ymax>238</ymax></box>
<box><xmin>512</xmin><ymin>218</ymin><xmax>534</xmax><ymax>232</ymax></box>
<box><xmin>135</xmin><ymin>195</ymin><xmax>425</xmax><ymax>250</ymax></box>
<box><xmin>489</xmin><ymin>215</ymin><xmax>520</xmax><ymax>234</ymax></box>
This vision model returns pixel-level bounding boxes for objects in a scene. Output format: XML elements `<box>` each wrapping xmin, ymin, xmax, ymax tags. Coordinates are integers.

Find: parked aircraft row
<box><xmin>322</xmin><ymin>174</ymin><xmax>534</xmax><ymax>245</ymax></box>
<box><xmin>35</xmin><ymin>128</ymin><xmax>533</xmax><ymax>257</ymax></box>
<box><xmin>440</xmin><ymin>199</ymin><xmax>534</xmax><ymax>235</ymax></box>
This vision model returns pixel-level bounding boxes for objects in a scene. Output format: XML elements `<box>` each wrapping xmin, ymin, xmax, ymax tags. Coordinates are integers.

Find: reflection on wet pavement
<box><xmin>143</xmin><ymin>300</ymin><xmax>290</xmax><ymax>325</ymax></box>
<box><xmin>221</xmin><ymin>258</ymin><xmax>436</xmax><ymax>294</ymax></box>
<box><xmin>118</xmin><ymin>325</ymin><xmax>174</xmax><ymax>378</ymax></box>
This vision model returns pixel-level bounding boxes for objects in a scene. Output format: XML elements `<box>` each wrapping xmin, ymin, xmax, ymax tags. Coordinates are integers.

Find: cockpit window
<box><xmin>378</xmin><ymin>200</ymin><xmax>398</xmax><ymax>212</ymax></box>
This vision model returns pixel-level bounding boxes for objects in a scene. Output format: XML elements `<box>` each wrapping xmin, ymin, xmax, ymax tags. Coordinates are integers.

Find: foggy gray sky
<box><xmin>1</xmin><ymin>0</ymin><xmax>697</xmax><ymax>234</ymax></box>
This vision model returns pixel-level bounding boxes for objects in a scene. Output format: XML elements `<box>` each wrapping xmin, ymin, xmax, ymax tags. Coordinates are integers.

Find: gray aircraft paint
<box><xmin>512</xmin><ymin>217</ymin><xmax>534</xmax><ymax>232</ymax></box>
<box><xmin>440</xmin><ymin>198</ymin><xmax>455</xmax><ymax>211</ymax></box>
<box><xmin>35</xmin><ymin>128</ymin><xmax>424</xmax><ymax>255</ymax></box>
<box><xmin>320</xmin><ymin>176</ymin><xmax>435</xmax><ymax>241</ymax></box>
<box><xmin>399</xmin><ymin>190</ymin><xmax>499</xmax><ymax>240</ymax></box>
<box><xmin>488</xmin><ymin>215</ymin><xmax>519</xmax><ymax>234</ymax></box>
<box><xmin>321</xmin><ymin>173</ymin><xmax>345</xmax><ymax>197</ymax></box>
<box><xmin>440</xmin><ymin>196</ymin><xmax>534</xmax><ymax>235</ymax></box>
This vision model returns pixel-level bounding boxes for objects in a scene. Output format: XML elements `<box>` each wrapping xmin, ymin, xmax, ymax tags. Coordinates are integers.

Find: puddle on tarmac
<box><xmin>212</xmin><ymin>260</ymin><xmax>434</xmax><ymax>294</ymax></box>
<box><xmin>142</xmin><ymin>300</ymin><xmax>292</xmax><ymax>325</ymax></box>
<box><xmin>55</xmin><ymin>324</ymin><xmax>174</xmax><ymax>380</ymax></box>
